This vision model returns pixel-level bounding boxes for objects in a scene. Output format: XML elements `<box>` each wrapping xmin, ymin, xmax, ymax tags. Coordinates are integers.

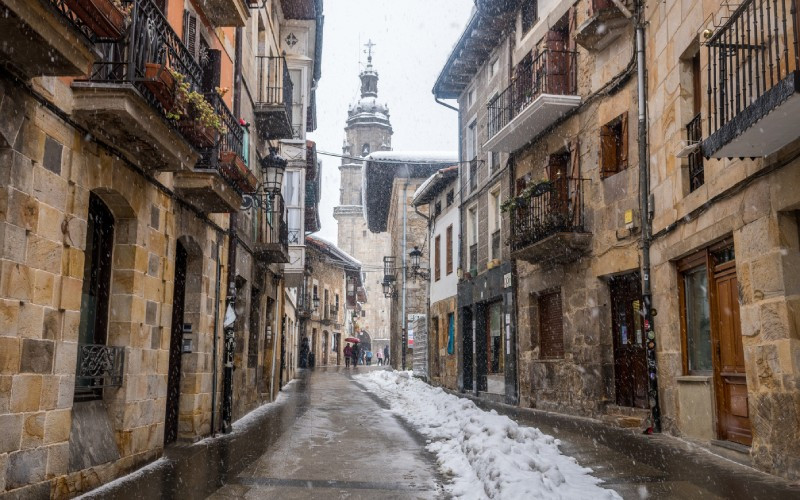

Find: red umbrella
<box><xmin>345</xmin><ymin>337</ymin><xmax>360</xmax><ymax>344</ymax></box>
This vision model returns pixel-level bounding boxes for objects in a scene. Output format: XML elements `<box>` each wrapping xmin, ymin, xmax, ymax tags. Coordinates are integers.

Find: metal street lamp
<box><xmin>382</xmin><ymin>278</ymin><xmax>394</xmax><ymax>298</ymax></box>
<box><xmin>312</xmin><ymin>294</ymin><xmax>320</xmax><ymax>311</ymax></box>
<box><xmin>260</xmin><ymin>147</ymin><xmax>287</xmax><ymax>194</ymax></box>
<box><xmin>409</xmin><ymin>246</ymin><xmax>422</xmax><ymax>271</ymax></box>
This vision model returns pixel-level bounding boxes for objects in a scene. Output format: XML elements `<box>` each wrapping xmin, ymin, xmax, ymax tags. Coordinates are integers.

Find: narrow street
<box><xmin>77</xmin><ymin>368</ymin><xmax>800</xmax><ymax>500</ymax></box>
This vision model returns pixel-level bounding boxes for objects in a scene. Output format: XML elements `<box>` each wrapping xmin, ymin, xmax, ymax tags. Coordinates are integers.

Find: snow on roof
<box><xmin>412</xmin><ymin>166</ymin><xmax>459</xmax><ymax>206</ymax></box>
<box><xmin>367</xmin><ymin>151</ymin><xmax>457</xmax><ymax>163</ymax></box>
<box><xmin>305</xmin><ymin>234</ymin><xmax>362</xmax><ymax>268</ymax></box>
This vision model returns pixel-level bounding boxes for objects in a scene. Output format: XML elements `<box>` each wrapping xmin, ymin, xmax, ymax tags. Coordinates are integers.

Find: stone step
<box><xmin>600</xmin><ymin>413</ymin><xmax>649</xmax><ymax>430</ymax></box>
<box><xmin>604</xmin><ymin>404</ymin><xmax>652</xmax><ymax>419</ymax></box>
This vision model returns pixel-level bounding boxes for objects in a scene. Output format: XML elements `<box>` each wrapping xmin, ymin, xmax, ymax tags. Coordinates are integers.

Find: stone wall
<box><xmin>305</xmin><ymin>245</ymin><xmax>346</xmax><ymax>367</ymax></box>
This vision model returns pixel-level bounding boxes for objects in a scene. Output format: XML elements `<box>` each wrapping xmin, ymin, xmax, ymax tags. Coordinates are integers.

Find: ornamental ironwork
<box><xmin>76</xmin><ymin>343</ymin><xmax>125</xmax><ymax>388</ymax></box>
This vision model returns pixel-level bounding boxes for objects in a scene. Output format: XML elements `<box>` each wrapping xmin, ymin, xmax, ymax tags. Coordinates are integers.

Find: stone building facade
<box><xmin>334</xmin><ymin>52</ymin><xmax>393</xmax><ymax>354</ymax></box>
<box><xmin>301</xmin><ymin>235</ymin><xmax>363</xmax><ymax>367</ymax></box>
<box><xmin>431</xmin><ymin>0</ymin><xmax>800</xmax><ymax>482</ymax></box>
<box><xmin>644</xmin><ymin>0</ymin><xmax>800</xmax><ymax>480</ymax></box>
<box><xmin>0</xmin><ymin>0</ymin><xmax>323</xmax><ymax>496</ymax></box>
<box><xmin>364</xmin><ymin>153</ymin><xmax>457</xmax><ymax>370</ymax></box>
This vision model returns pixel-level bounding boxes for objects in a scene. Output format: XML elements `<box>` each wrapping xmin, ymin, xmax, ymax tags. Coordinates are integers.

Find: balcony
<box><xmin>485</xmin><ymin>50</ymin><xmax>580</xmax><ymax>153</ymax></box>
<box><xmin>510</xmin><ymin>177</ymin><xmax>591</xmax><ymax>264</ymax></box>
<box><xmin>254</xmin><ymin>193</ymin><xmax>290</xmax><ymax>264</ymax></box>
<box><xmin>297</xmin><ymin>293</ymin><xmax>313</xmax><ymax>319</ymax></box>
<box><xmin>328</xmin><ymin>305</ymin><xmax>339</xmax><ymax>324</ymax></box>
<box><xmin>575</xmin><ymin>0</ymin><xmax>632</xmax><ymax>51</ymax></box>
<box><xmin>174</xmin><ymin>93</ymin><xmax>254</xmax><ymax>213</ymax></box>
<box><xmin>254</xmin><ymin>56</ymin><xmax>294</xmax><ymax>140</ymax></box>
<box><xmin>0</xmin><ymin>0</ymin><xmax>104</xmax><ymax>78</ymax></box>
<box><xmin>702</xmin><ymin>0</ymin><xmax>800</xmax><ymax>158</ymax></box>
<box><xmin>71</xmin><ymin>0</ymin><xmax>202</xmax><ymax>172</ymax></box>
<box><xmin>200</xmin><ymin>0</ymin><xmax>249</xmax><ymax>27</ymax></box>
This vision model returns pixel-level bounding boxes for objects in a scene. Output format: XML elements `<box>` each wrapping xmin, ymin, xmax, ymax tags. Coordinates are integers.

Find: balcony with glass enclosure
<box><xmin>702</xmin><ymin>0</ymin><xmax>800</xmax><ymax>158</ymax></box>
<box><xmin>485</xmin><ymin>49</ymin><xmax>580</xmax><ymax>153</ymax></box>
<box><xmin>254</xmin><ymin>56</ymin><xmax>294</xmax><ymax>140</ymax></box>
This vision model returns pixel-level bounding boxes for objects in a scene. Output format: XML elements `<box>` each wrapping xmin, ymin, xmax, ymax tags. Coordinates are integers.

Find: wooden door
<box><xmin>611</xmin><ymin>274</ymin><xmax>648</xmax><ymax>408</ymax></box>
<box><xmin>545</xmin><ymin>24</ymin><xmax>570</xmax><ymax>95</ymax></box>
<box><xmin>548</xmin><ymin>154</ymin><xmax>569</xmax><ymax>218</ymax></box>
<box><xmin>712</xmin><ymin>260</ymin><xmax>752</xmax><ymax>445</ymax></box>
<box><xmin>486</xmin><ymin>302</ymin><xmax>504</xmax><ymax>374</ymax></box>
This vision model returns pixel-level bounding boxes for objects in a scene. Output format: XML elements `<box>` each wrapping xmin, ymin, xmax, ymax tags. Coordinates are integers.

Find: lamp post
<box><xmin>260</xmin><ymin>147</ymin><xmax>287</xmax><ymax>195</ymax></box>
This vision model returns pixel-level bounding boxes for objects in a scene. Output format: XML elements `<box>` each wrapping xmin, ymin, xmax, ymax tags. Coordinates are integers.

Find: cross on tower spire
<box><xmin>364</xmin><ymin>39</ymin><xmax>376</xmax><ymax>63</ymax></box>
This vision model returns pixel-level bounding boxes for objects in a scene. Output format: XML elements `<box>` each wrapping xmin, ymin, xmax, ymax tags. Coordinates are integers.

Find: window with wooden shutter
<box><xmin>435</xmin><ymin>235</ymin><xmax>441</xmax><ymax>281</ymax></box>
<box><xmin>183</xmin><ymin>10</ymin><xmax>198</xmax><ymax>59</ymax></box>
<box><xmin>538</xmin><ymin>291</ymin><xmax>564</xmax><ymax>358</ymax></box>
<box><xmin>446</xmin><ymin>225</ymin><xmax>453</xmax><ymax>275</ymax></box>
<box><xmin>600</xmin><ymin>112</ymin><xmax>628</xmax><ymax>178</ymax></box>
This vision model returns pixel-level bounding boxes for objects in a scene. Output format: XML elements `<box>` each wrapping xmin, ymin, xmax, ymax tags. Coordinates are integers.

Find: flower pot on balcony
<box><xmin>64</xmin><ymin>0</ymin><xmax>127</xmax><ymax>39</ymax></box>
<box><xmin>143</xmin><ymin>63</ymin><xmax>176</xmax><ymax>111</ymax></box>
<box><xmin>220</xmin><ymin>150</ymin><xmax>258</xmax><ymax>193</ymax></box>
<box><xmin>179</xmin><ymin>119</ymin><xmax>217</xmax><ymax>149</ymax></box>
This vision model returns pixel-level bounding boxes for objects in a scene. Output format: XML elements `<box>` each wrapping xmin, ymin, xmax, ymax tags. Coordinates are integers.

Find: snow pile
<box><xmin>356</xmin><ymin>371</ymin><xmax>621</xmax><ymax>500</ymax></box>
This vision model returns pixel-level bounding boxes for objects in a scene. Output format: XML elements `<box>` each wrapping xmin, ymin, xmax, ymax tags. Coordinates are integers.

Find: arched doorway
<box><xmin>165</xmin><ymin>241</ymin><xmax>188</xmax><ymax>445</ymax></box>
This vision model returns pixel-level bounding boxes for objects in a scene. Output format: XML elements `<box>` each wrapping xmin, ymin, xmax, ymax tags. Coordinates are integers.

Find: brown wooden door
<box><xmin>611</xmin><ymin>273</ymin><xmax>648</xmax><ymax>409</ymax></box>
<box><xmin>165</xmin><ymin>242</ymin><xmax>187</xmax><ymax>445</ymax></box>
<box><xmin>545</xmin><ymin>25</ymin><xmax>570</xmax><ymax>94</ymax></box>
<box><xmin>712</xmin><ymin>261</ymin><xmax>752</xmax><ymax>445</ymax></box>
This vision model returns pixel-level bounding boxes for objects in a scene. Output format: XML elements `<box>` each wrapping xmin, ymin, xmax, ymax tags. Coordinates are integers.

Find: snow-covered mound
<box><xmin>356</xmin><ymin>370</ymin><xmax>621</xmax><ymax>500</ymax></box>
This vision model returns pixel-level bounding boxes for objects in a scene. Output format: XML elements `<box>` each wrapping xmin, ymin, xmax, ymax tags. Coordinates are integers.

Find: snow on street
<box><xmin>356</xmin><ymin>370</ymin><xmax>622</xmax><ymax>500</ymax></box>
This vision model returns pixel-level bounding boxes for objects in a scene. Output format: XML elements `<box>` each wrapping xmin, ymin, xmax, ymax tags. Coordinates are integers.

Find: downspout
<box><xmin>636</xmin><ymin>4</ymin><xmax>661</xmax><ymax>432</ymax></box>
<box><xmin>434</xmin><ymin>95</ymin><xmax>463</xmax><ymax>392</ymax></box>
<box><xmin>402</xmin><ymin>180</ymin><xmax>409</xmax><ymax>371</ymax></box>
<box><xmin>211</xmin><ymin>237</ymin><xmax>222</xmax><ymax>434</ymax></box>
<box><xmin>221</xmin><ymin>26</ymin><xmax>245</xmax><ymax>434</ymax></box>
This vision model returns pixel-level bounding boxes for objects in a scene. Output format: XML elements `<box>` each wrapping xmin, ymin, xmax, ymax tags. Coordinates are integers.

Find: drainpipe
<box><xmin>402</xmin><ymin>180</ymin><xmax>409</xmax><ymax>371</ymax></box>
<box><xmin>636</xmin><ymin>6</ymin><xmax>661</xmax><ymax>432</ymax></box>
<box><xmin>211</xmin><ymin>237</ymin><xmax>222</xmax><ymax>434</ymax></box>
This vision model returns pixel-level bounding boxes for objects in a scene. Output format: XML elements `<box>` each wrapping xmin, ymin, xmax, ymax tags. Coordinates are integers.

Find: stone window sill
<box><xmin>676</xmin><ymin>375</ymin><xmax>712</xmax><ymax>383</ymax></box>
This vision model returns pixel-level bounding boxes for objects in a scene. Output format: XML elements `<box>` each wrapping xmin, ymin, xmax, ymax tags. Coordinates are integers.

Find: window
<box><xmin>521</xmin><ymin>0</ymin><xmax>538</xmax><ymax>34</ymax></box>
<box><xmin>467</xmin><ymin>88</ymin><xmax>475</xmax><ymax>108</ymax></box>
<box><xmin>489</xmin><ymin>188</ymin><xmax>501</xmax><ymax>260</ymax></box>
<box><xmin>538</xmin><ymin>291</ymin><xmax>564</xmax><ymax>358</ymax></box>
<box><xmin>687</xmin><ymin>52</ymin><xmax>704</xmax><ymax>192</ymax></box>
<box><xmin>446</xmin><ymin>225</ymin><xmax>454</xmax><ymax>275</ymax></box>
<box><xmin>435</xmin><ymin>235</ymin><xmax>441</xmax><ymax>281</ymax></box>
<box><xmin>468</xmin><ymin>206</ymin><xmax>478</xmax><ymax>272</ymax></box>
<box><xmin>678</xmin><ymin>254</ymin><xmax>713</xmax><ymax>374</ymax></box>
<box><xmin>466</xmin><ymin>119</ymin><xmax>478</xmax><ymax>160</ymax></box>
<box><xmin>489</xmin><ymin>150</ymin><xmax>500</xmax><ymax>174</ymax></box>
<box><xmin>434</xmin><ymin>200</ymin><xmax>442</xmax><ymax>218</ymax></box>
<box><xmin>600</xmin><ymin>112</ymin><xmax>629</xmax><ymax>178</ymax></box>
<box><xmin>446</xmin><ymin>190</ymin><xmax>455</xmax><ymax>207</ymax></box>
<box><xmin>488</xmin><ymin>57</ymin><xmax>500</xmax><ymax>79</ymax></box>
<box><xmin>248</xmin><ymin>287</ymin><xmax>261</xmax><ymax>368</ymax></box>
<box><xmin>446</xmin><ymin>313</ymin><xmax>455</xmax><ymax>355</ymax></box>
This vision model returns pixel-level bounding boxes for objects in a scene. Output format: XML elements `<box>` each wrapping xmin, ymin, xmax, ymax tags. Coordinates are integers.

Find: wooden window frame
<box><xmin>446</xmin><ymin>225</ymin><xmax>453</xmax><ymax>275</ymax></box>
<box><xmin>600</xmin><ymin>112</ymin><xmax>629</xmax><ymax>179</ymax></box>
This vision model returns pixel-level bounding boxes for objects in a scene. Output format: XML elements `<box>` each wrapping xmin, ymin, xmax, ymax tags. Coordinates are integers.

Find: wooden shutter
<box><xmin>569</xmin><ymin>139</ymin><xmax>580</xmax><ymax>225</ymax></box>
<box><xmin>435</xmin><ymin>235</ymin><xmax>441</xmax><ymax>281</ymax></box>
<box><xmin>619</xmin><ymin>113</ymin><xmax>629</xmax><ymax>170</ymax></box>
<box><xmin>183</xmin><ymin>10</ymin><xmax>198</xmax><ymax>59</ymax></box>
<box><xmin>446</xmin><ymin>226</ymin><xmax>453</xmax><ymax>275</ymax></box>
<box><xmin>600</xmin><ymin>123</ymin><xmax>618</xmax><ymax>177</ymax></box>
<box><xmin>539</xmin><ymin>291</ymin><xmax>564</xmax><ymax>358</ymax></box>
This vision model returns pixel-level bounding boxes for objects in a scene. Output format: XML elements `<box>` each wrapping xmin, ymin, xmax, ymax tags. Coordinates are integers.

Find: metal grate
<box><xmin>76</xmin><ymin>343</ymin><xmax>125</xmax><ymax>388</ymax></box>
<box><xmin>511</xmin><ymin>177</ymin><xmax>586</xmax><ymax>252</ymax></box>
<box><xmin>256</xmin><ymin>56</ymin><xmax>294</xmax><ymax>123</ymax></box>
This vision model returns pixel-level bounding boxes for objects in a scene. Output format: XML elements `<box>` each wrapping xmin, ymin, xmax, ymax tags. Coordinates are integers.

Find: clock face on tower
<box><xmin>362</xmin><ymin>144</ymin><xmax>370</xmax><ymax>156</ymax></box>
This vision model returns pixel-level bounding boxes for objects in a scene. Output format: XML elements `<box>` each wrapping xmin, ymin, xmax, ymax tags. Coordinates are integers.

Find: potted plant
<box><xmin>65</xmin><ymin>0</ymin><xmax>130</xmax><ymax>39</ymax></box>
<box><xmin>167</xmin><ymin>71</ymin><xmax>225</xmax><ymax>149</ymax></box>
<box><xmin>143</xmin><ymin>63</ymin><xmax>176</xmax><ymax>111</ymax></box>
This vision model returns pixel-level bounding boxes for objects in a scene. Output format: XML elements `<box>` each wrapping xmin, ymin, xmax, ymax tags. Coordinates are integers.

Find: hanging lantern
<box><xmin>260</xmin><ymin>147</ymin><xmax>287</xmax><ymax>194</ymax></box>
<box><xmin>409</xmin><ymin>246</ymin><xmax>422</xmax><ymax>271</ymax></box>
<box><xmin>312</xmin><ymin>294</ymin><xmax>320</xmax><ymax>311</ymax></box>
<box><xmin>382</xmin><ymin>278</ymin><xmax>393</xmax><ymax>298</ymax></box>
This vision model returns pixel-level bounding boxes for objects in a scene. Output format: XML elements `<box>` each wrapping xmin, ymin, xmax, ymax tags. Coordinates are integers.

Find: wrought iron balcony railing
<box><xmin>195</xmin><ymin>92</ymin><xmax>253</xmax><ymax>193</ymax></box>
<box><xmin>76</xmin><ymin>343</ymin><xmax>125</xmax><ymax>389</ymax></box>
<box><xmin>80</xmin><ymin>0</ymin><xmax>204</xmax><ymax>127</ymax></box>
<box><xmin>510</xmin><ymin>177</ymin><xmax>586</xmax><ymax>252</ymax></box>
<box><xmin>297</xmin><ymin>293</ymin><xmax>314</xmax><ymax>316</ymax></box>
<box><xmin>488</xmin><ymin>50</ymin><xmax>578</xmax><ymax>139</ymax></box>
<box><xmin>703</xmin><ymin>0</ymin><xmax>800</xmax><ymax>157</ymax></box>
<box><xmin>254</xmin><ymin>55</ymin><xmax>294</xmax><ymax>140</ymax></box>
<box><xmin>258</xmin><ymin>193</ymin><xmax>289</xmax><ymax>246</ymax></box>
<box><xmin>48</xmin><ymin>0</ymin><xmax>126</xmax><ymax>43</ymax></box>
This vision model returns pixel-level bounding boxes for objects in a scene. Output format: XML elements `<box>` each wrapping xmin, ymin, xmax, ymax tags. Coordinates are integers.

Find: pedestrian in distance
<box><xmin>351</xmin><ymin>343</ymin><xmax>359</xmax><ymax>368</ymax></box>
<box><xmin>344</xmin><ymin>343</ymin><xmax>352</xmax><ymax>368</ymax></box>
<box><xmin>376</xmin><ymin>349</ymin><xmax>383</xmax><ymax>366</ymax></box>
<box><xmin>383</xmin><ymin>345</ymin><xmax>389</xmax><ymax>366</ymax></box>
<box><xmin>366</xmin><ymin>350</ymin><xmax>373</xmax><ymax>366</ymax></box>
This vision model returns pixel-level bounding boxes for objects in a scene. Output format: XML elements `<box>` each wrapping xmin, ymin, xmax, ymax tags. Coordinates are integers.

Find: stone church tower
<box><xmin>334</xmin><ymin>47</ymin><xmax>393</xmax><ymax>350</ymax></box>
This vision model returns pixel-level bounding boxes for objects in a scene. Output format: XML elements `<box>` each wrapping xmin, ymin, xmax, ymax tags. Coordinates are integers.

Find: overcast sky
<box><xmin>308</xmin><ymin>0</ymin><xmax>474</xmax><ymax>244</ymax></box>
